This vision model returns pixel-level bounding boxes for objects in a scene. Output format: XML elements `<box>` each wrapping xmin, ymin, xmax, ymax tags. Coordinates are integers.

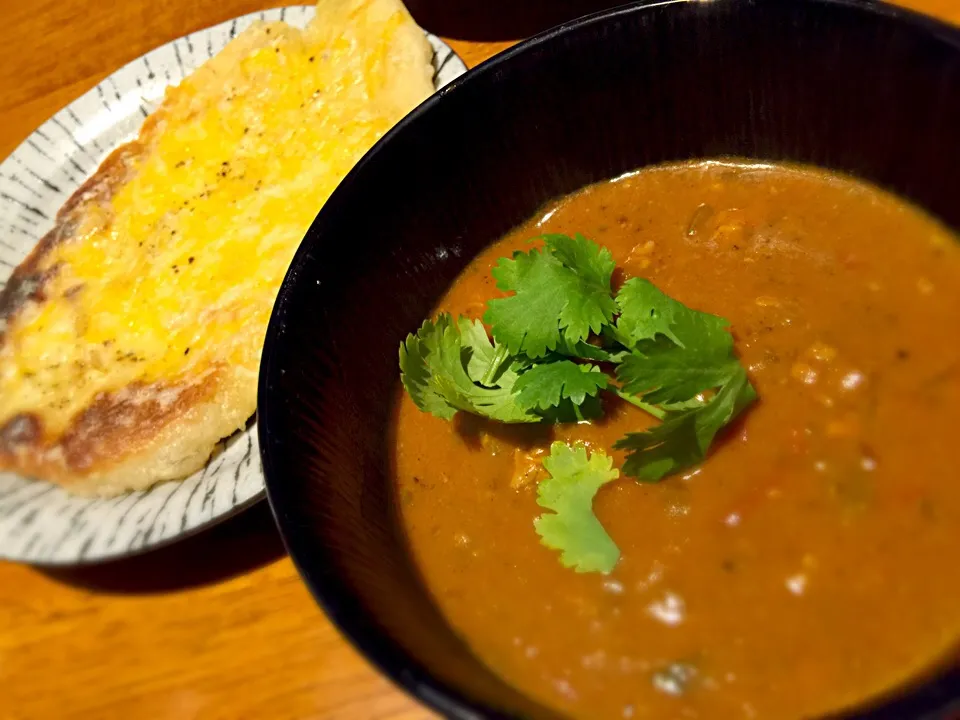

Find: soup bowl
<box><xmin>257</xmin><ymin>0</ymin><xmax>960</xmax><ymax>717</ymax></box>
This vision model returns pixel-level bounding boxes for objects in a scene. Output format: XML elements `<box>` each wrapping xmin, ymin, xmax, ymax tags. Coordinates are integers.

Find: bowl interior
<box><xmin>258</xmin><ymin>1</ymin><xmax>960</xmax><ymax>718</ymax></box>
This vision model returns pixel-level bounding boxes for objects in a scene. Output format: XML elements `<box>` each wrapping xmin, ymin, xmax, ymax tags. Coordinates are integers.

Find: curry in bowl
<box><xmin>258</xmin><ymin>0</ymin><xmax>960</xmax><ymax>717</ymax></box>
<box><xmin>394</xmin><ymin>159</ymin><xmax>960</xmax><ymax>719</ymax></box>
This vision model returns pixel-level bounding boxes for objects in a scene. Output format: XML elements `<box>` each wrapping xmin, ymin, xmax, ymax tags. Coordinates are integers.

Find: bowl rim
<box><xmin>258</xmin><ymin>0</ymin><xmax>960</xmax><ymax>718</ymax></box>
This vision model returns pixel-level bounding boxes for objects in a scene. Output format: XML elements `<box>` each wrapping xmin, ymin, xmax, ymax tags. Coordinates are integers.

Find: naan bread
<box><xmin>0</xmin><ymin>0</ymin><xmax>434</xmax><ymax>495</ymax></box>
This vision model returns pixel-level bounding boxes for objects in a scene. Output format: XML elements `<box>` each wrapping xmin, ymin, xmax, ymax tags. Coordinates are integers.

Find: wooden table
<box><xmin>0</xmin><ymin>1</ymin><xmax>955</xmax><ymax>718</ymax></box>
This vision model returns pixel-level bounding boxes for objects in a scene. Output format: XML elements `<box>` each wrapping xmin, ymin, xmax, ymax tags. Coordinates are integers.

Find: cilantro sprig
<box><xmin>534</xmin><ymin>442</ymin><xmax>620</xmax><ymax>573</ymax></box>
<box><xmin>398</xmin><ymin>233</ymin><xmax>758</xmax><ymax>573</ymax></box>
<box><xmin>399</xmin><ymin>315</ymin><xmax>536</xmax><ymax>423</ymax></box>
<box><xmin>608</xmin><ymin>278</ymin><xmax>757</xmax><ymax>479</ymax></box>
<box><xmin>615</xmin><ymin>365</ymin><xmax>756</xmax><ymax>481</ymax></box>
<box><xmin>484</xmin><ymin>234</ymin><xmax>618</xmax><ymax>358</ymax></box>
<box><xmin>399</xmin><ymin>233</ymin><xmax>756</xmax><ymax>473</ymax></box>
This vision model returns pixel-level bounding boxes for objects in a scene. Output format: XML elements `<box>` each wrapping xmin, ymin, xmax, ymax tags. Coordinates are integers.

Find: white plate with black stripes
<box><xmin>0</xmin><ymin>6</ymin><xmax>466</xmax><ymax>565</ymax></box>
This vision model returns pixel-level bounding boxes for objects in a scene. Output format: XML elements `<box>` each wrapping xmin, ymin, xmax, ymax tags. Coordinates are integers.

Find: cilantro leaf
<box><xmin>545</xmin><ymin>233</ymin><xmax>617</xmax><ymax>308</ymax></box>
<box><xmin>616</xmin><ymin>326</ymin><xmax>736</xmax><ymax>406</ymax></box>
<box><xmin>616</xmin><ymin>411</ymin><xmax>702</xmax><ymax>481</ymax></box>
<box><xmin>514</xmin><ymin>360</ymin><xmax>610</xmax><ymax>412</ymax></box>
<box><xmin>614</xmin><ymin>278</ymin><xmax>686</xmax><ymax>348</ymax></box>
<box><xmin>534</xmin><ymin>442</ymin><xmax>620</xmax><ymax>573</ymax></box>
<box><xmin>539</xmin><ymin>394</ymin><xmax>605</xmax><ymax>424</ymax></box>
<box><xmin>554</xmin><ymin>334</ymin><xmax>626</xmax><ymax>363</ymax></box>
<box><xmin>484</xmin><ymin>234</ymin><xmax>617</xmax><ymax>358</ymax></box>
<box><xmin>399</xmin><ymin>314</ymin><xmax>538</xmax><ymax>423</ymax></box>
<box><xmin>659</xmin><ymin>396</ymin><xmax>711</xmax><ymax>412</ymax></box>
<box><xmin>615</xmin><ymin>366</ymin><xmax>756</xmax><ymax>480</ymax></box>
<box><xmin>458</xmin><ymin>317</ymin><xmax>513</xmax><ymax>387</ymax></box>
<box><xmin>615</xmin><ymin>277</ymin><xmax>740</xmax><ymax>405</ymax></box>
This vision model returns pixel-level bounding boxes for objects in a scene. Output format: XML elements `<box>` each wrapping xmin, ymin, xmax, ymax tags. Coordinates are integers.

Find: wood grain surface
<box><xmin>0</xmin><ymin>1</ymin><xmax>954</xmax><ymax>718</ymax></box>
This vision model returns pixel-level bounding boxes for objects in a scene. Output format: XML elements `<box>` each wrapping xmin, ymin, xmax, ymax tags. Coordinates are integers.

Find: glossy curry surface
<box><xmin>393</xmin><ymin>161</ymin><xmax>960</xmax><ymax>719</ymax></box>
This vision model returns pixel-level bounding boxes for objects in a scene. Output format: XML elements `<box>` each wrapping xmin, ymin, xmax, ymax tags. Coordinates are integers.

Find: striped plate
<box><xmin>0</xmin><ymin>6</ymin><xmax>466</xmax><ymax>565</ymax></box>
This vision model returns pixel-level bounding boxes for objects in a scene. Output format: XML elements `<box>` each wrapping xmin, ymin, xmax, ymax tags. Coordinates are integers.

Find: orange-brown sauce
<box><xmin>393</xmin><ymin>161</ymin><xmax>960</xmax><ymax>719</ymax></box>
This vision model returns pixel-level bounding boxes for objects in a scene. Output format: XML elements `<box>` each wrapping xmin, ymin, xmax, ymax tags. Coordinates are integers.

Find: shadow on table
<box><xmin>40</xmin><ymin>500</ymin><xmax>286</xmax><ymax>595</ymax></box>
<box><xmin>408</xmin><ymin>0</ymin><xmax>630</xmax><ymax>42</ymax></box>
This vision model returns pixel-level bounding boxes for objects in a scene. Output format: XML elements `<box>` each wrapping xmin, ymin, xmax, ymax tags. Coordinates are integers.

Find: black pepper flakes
<box><xmin>184</xmin><ymin>347</ymin><xmax>191</xmax><ymax>355</ymax></box>
<box><xmin>188</xmin><ymin>257</ymin><xmax>195</xmax><ymax>264</ymax></box>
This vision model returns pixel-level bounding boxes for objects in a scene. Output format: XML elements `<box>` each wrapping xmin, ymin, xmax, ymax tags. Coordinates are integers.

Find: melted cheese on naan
<box><xmin>0</xmin><ymin>0</ymin><xmax>433</xmax><ymax>492</ymax></box>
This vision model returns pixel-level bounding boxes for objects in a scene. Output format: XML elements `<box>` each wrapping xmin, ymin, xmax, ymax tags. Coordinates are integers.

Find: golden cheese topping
<box><xmin>0</xmin><ymin>0</ymin><xmax>433</xmax><ymax>491</ymax></box>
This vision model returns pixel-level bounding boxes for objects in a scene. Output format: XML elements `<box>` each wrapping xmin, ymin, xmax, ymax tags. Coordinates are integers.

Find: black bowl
<box><xmin>258</xmin><ymin>0</ymin><xmax>960</xmax><ymax>718</ymax></box>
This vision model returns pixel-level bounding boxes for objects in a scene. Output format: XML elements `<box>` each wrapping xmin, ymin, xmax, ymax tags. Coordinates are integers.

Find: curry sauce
<box><xmin>393</xmin><ymin>161</ymin><xmax>960</xmax><ymax>719</ymax></box>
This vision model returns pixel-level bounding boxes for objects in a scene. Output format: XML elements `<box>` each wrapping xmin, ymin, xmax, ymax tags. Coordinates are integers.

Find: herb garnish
<box><xmin>612</xmin><ymin>277</ymin><xmax>757</xmax><ymax>480</ymax></box>
<box><xmin>400</xmin><ymin>315</ymin><xmax>535</xmax><ymax>423</ymax></box>
<box><xmin>534</xmin><ymin>442</ymin><xmax>620</xmax><ymax>573</ymax></box>
<box><xmin>399</xmin><ymin>234</ymin><xmax>757</xmax><ymax>571</ymax></box>
<box><xmin>484</xmin><ymin>234</ymin><xmax>618</xmax><ymax>358</ymax></box>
